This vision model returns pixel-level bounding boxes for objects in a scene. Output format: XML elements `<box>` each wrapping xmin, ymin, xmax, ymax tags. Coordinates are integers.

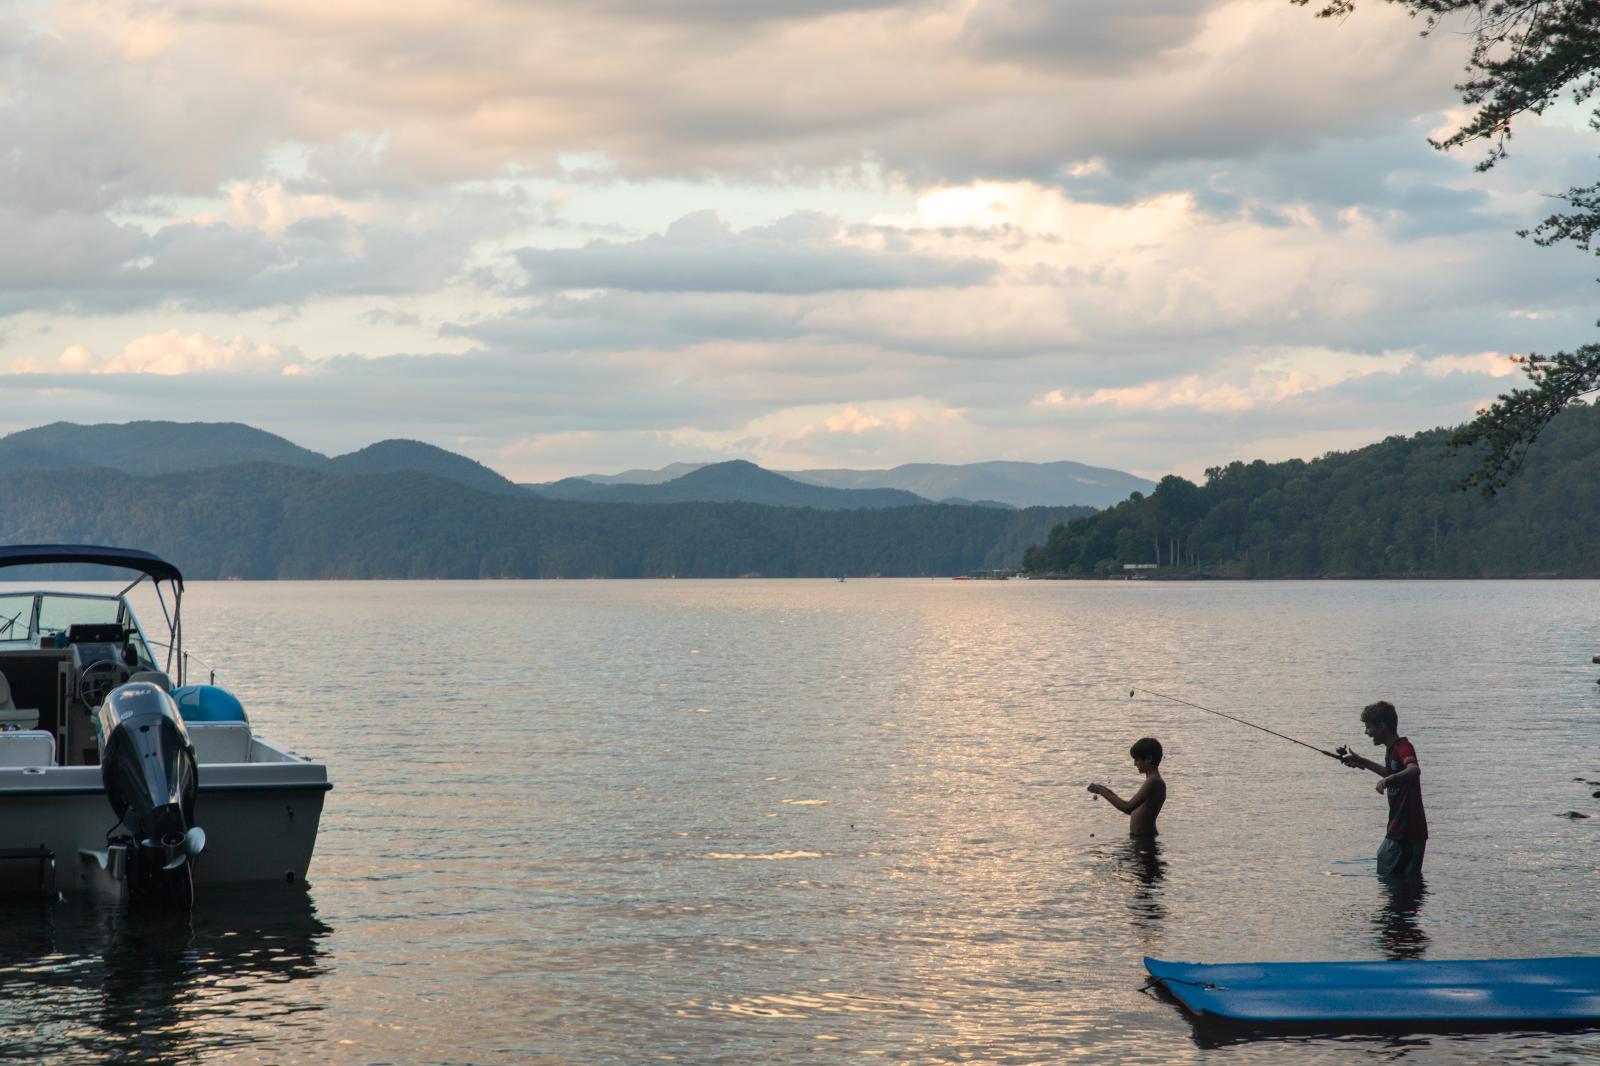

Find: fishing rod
<box><xmin>1129</xmin><ymin>686</ymin><xmax>1348</xmax><ymax>762</ymax></box>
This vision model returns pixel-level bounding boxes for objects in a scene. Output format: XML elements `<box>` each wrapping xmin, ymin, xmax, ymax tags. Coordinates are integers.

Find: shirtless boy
<box><xmin>1088</xmin><ymin>737</ymin><xmax>1167</xmax><ymax>837</ymax></box>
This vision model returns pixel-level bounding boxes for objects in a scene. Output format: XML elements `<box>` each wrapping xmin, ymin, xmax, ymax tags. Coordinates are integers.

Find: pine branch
<box><xmin>1446</xmin><ymin>342</ymin><xmax>1600</xmax><ymax>494</ymax></box>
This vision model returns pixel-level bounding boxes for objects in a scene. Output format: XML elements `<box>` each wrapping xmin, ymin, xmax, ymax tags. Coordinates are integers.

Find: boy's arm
<box><xmin>1087</xmin><ymin>783</ymin><xmax>1130</xmax><ymax>812</ymax></box>
<box><xmin>1089</xmin><ymin>779</ymin><xmax>1154</xmax><ymax>815</ymax></box>
<box><xmin>1376</xmin><ymin>760</ymin><xmax>1420</xmax><ymax>794</ymax></box>
<box><xmin>1340</xmin><ymin>752</ymin><xmax>1384</xmax><ymax>775</ymax></box>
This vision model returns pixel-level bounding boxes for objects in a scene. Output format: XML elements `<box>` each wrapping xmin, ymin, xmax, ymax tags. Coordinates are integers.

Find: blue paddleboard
<box><xmin>1145</xmin><ymin>956</ymin><xmax>1600</xmax><ymax>1023</ymax></box>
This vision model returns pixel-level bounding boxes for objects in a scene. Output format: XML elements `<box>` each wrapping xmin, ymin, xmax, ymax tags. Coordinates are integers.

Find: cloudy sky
<box><xmin>2</xmin><ymin>0</ymin><xmax>1594</xmax><ymax>482</ymax></box>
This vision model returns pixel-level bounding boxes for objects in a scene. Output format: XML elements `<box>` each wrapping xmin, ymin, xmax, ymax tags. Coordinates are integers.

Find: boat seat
<box><xmin>0</xmin><ymin>671</ymin><xmax>39</xmax><ymax>731</ymax></box>
<box><xmin>128</xmin><ymin>670</ymin><xmax>173</xmax><ymax>692</ymax></box>
<box><xmin>186</xmin><ymin>721</ymin><xmax>252</xmax><ymax>764</ymax></box>
<box><xmin>0</xmin><ymin>730</ymin><xmax>55</xmax><ymax>767</ymax></box>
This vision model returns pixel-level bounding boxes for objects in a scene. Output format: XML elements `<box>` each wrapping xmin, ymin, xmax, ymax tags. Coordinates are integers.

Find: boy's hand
<box><xmin>1340</xmin><ymin>753</ymin><xmax>1364</xmax><ymax>769</ymax></box>
<box><xmin>1086</xmin><ymin>783</ymin><xmax>1106</xmax><ymax>798</ymax></box>
<box><xmin>1375</xmin><ymin>777</ymin><xmax>1389</xmax><ymax>794</ymax></box>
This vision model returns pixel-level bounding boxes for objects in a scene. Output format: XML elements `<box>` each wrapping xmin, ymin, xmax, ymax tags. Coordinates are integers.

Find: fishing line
<box><xmin>1128</xmin><ymin>686</ymin><xmax>1345</xmax><ymax>761</ymax></box>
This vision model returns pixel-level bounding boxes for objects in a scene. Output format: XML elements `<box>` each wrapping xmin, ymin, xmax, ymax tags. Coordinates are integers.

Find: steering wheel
<box><xmin>78</xmin><ymin>659</ymin><xmax>132</xmax><ymax>710</ymax></box>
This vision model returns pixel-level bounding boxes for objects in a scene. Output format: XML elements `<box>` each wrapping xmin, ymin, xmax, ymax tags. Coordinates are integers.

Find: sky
<box><xmin>2</xmin><ymin>0</ymin><xmax>1596</xmax><ymax>483</ymax></box>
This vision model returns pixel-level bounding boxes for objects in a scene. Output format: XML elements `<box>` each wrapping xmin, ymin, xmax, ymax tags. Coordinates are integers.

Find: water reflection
<box><xmin>1179</xmin><ymin>1013</ymin><xmax>1448</xmax><ymax>1053</ymax></box>
<box><xmin>1181</xmin><ymin>1010</ymin><xmax>1600</xmax><ymax>1054</ymax></box>
<box><xmin>0</xmin><ymin>890</ymin><xmax>330</xmax><ymax>1061</ymax></box>
<box><xmin>1373</xmin><ymin>877</ymin><xmax>1429</xmax><ymax>961</ymax></box>
<box><xmin>1116</xmin><ymin>837</ymin><xmax>1167</xmax><ymax>928</ymax></box>
<box><xmin>102</xmin><ymin>579</ymin><xmax>1600</xmax><ymax>1063</ymax></box>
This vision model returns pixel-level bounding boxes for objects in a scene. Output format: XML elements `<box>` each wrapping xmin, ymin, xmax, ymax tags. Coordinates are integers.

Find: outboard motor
<box><xmin>93</xmin><ymin>682</ymin><xmax>205</xmax><ymax>907</ymax></box>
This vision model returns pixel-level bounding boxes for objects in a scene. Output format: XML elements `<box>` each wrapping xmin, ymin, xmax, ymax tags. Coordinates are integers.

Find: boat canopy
<box><xmin>0</xmin><ymin>545</ymin><xmax>183</xmax><ymax>588</ymax></box>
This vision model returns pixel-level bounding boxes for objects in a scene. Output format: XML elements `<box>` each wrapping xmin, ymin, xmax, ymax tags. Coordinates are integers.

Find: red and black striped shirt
<box><xmin>1384</xmin><ymin>737</ymin><xmax>1428</xmax><ymax>841</ymax></box>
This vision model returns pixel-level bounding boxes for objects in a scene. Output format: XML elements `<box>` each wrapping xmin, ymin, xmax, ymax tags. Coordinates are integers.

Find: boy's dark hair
<box><xmin>1360</xmin><ymin>700</ymin><xmax>1398</xmax><ymax>730</ymax></box>
<box><xmin>1130</xmin><ymin>737</ymin><xmax>1163</xmax><ymax>766</ymax></box>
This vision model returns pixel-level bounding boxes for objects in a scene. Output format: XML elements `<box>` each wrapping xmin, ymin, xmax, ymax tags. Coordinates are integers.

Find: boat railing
<box><xmin>144</xmin><ymin>641</ymin><xmax>224</xmax><ymax>688</ymax></box>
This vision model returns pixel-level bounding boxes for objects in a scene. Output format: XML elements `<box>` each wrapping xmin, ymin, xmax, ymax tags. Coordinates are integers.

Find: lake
<box><xmin>1</xmin><ymin>579</ymin><xmax>1596</xmax><ymax>1063</ymax></box>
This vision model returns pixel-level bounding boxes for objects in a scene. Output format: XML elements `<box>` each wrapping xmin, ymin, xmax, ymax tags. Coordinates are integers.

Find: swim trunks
<box><xmin>1376</xmin><ymin>835</ymin><xmax>1425</xmax><ymax>879</ymax></box>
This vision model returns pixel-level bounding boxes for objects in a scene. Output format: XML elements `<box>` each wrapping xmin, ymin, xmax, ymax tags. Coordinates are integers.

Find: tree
<box><xmin>1294</xmin><ymin>1</ymin><xmax>1600</xmax><ymax>493</ymax></box>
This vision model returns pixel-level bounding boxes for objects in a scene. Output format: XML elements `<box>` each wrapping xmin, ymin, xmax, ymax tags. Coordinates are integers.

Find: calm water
<box><xmin>2</xmin><ymin>579</ymin><xmax>1597</xmax><ymax>1064</ymax></box>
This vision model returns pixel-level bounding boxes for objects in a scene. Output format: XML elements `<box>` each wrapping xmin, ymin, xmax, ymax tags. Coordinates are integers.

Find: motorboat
<box><xmin>0</xmin><ymin>545</ymin><xmax>329</xmax><ymax>906</ymax></box>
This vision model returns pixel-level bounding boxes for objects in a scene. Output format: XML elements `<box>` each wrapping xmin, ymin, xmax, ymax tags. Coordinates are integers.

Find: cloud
<box><xmin>0</xmin><ymin>210</ymin><xmax>148</xmax><ymax>298</ymax></box>
<box><xmin>0</xmin><ymin>0</ymin><xmax>1543</xmax><ymax>323</ymax></box>
<box><xmin>191</xmin><ymin>181</ymin><xmax>375</xmax><ymax>239</ymax></box>
<box><xmin>1035</xmin><ymin>349</ymin><xmax>1416</xmax><ymax>414</ymax></box>
<box><xmin>0</xmin><ymin>0</ymin><xmax>1595</xmax><ymax>487</ymax></box>
<box><xmin>819</xmin><ymin>404</ymin><xmax>918</xmax><ymax>435</ymax></box>
<box><xmin>0</xmin><ymin>191</ymin><xmax>528</xmax><ymax>315</ymax></box>
<box><xmin>1420</xmin><ymin>352</ymin><xmax>1521</xmax><ymax>378</ymax></box>
<box><xmin>516</xmin><ymin>210</ymin><xmax>998</xmax><ymax>293</ymax></box>
<box><xmin>442</xmin><ymin>175</ymin><xmax>1594</xmax><ymax>421</ymax></box>
<box><xmin>0</xmin><ymin>0</ymin><xmax>1461</xmax><ymax>207</ymax></box>
<box><xmin>961</xmin><ymin>0</ymin><xmax>1217</xmax><ymax>74</ymax></box>
<box><xmin>8</xmin><ymin>330</ymin><xmax>302</xmax><ymax>375</ymax></box>
<box><xmin>0</xmin><ymin>324</ymin><xmax>1549</xmax><ymax>483</ymax></box>
<box><xmin>589</xmin><ymin>0</ymin><xmax>908</xmax><ymax>21</ymax></box>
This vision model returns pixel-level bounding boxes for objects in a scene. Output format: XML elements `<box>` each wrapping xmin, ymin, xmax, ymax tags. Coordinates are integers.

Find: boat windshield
<box><xmin>38</xmin><ymin>593</ymin><xmax>124</xmax><ymax>637</ymax></box>
<box><xmin>0</xmin><ymin>591</ymin><xmax>156</xmax><ymax>666</ymax></box>
<box><xmin>0</xmin><ymin>593</ymin><xmax>29</xmax><ymax>643</ymax></box>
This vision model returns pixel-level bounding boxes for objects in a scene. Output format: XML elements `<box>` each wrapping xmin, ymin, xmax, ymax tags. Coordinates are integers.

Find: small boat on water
<box><xmin>0</xmin><ymin>545</ymin><xmax>329</xmax><ymax>906</ymax></box>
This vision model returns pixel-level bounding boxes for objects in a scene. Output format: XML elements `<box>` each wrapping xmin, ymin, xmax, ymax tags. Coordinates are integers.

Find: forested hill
<box><xmin>328</xmin><ymin>440</ymin><xmax>524</xmax><ymax>496</ymax></box>
<box><xmin>0</xmin><ymin>420</ymin><xmax>327</xmax><ymax>474</ymax></box>
<box><xmin>1023</xmin><ymin>403</ymin><xmax>1600</xmax><ymax>578</ymax></box>
<box><xmin>0</xmin><ymin>463</ymin><xmax>1093</xmax><ymax>579</ymax></box>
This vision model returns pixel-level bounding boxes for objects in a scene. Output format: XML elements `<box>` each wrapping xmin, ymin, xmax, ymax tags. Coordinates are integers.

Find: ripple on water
<box><xmin>7</xmin><ymin>578</ymin><xmax>1598</xmax><ymax>1063</ymax></box>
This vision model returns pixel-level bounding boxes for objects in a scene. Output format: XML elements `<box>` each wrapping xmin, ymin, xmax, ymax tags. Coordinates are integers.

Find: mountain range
<box><xmin>0</xmin><ymin>421</ymin><xmax>526</xmax><ymax>495</ymax></box>
<box><xmin>542</xmin><ymin>459</ymin><xmax>1154</xmax><ymax>509</ymax></box>
<box><xmin>1</xmin><ymin>421</ymin><xmax>1153</xmax><ymax>510</ymax></box>
<box><xmin>0</xmin><ymin>421</ymin><xmax>1101</xmax><ymax>578</ymax></box>
<box><xmin>530</xmin><ymin>461</ymin><xmax>936</xmax><ymax>509</ymax></box>
<box><xmin>6</xmin><ymin>414</ymin><xmax>1592</xmax><ymax>580</ymax></box>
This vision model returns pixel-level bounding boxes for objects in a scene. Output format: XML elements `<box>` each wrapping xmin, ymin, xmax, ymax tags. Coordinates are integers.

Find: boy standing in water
<box><xmin>1340</xmin><ymin>700</ymin><xmax>1427</xmax><ymax>879</ymax></box>
<box><xmin>1088</xmin><ymin>737</ymin><xmax>1167</xmax><ymax>837</ymax></box>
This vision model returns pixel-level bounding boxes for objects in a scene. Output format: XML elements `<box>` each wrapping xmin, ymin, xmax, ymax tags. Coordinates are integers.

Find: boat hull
<box><xmin>0</xmin><ymin>753</ymin><xmax>328</xmax><ymax>896</ymax></box>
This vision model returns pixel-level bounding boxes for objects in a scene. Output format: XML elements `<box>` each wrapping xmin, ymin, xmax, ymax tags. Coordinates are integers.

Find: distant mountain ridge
<box><xmin>550</xmin><ymin>458</ymin><xmax>1155</xmax><ymax>509</ymax></box>
<box><xmin>0</xmin><ymin>421</ymin><xmax>327</xmax><ymax>475</ymax></box>
<box><xmin>0</xmin><ymin>462</ymin><xmax>1093</xmax><ymax>578</ymax></box>
<box><xmin>328</xmin><ymin>440</ymin><xmax>523</xmax><ymax>496</ymax></box>
<box><xmin>0</xmin><ymin>421</ymin><xmax>1148</xmax><ymax>511</ymax></box>
<box><xmin>580</xmin><ymin>462</ymin><xmax>708</xmax><ymax>486</ymax></box>
<box><xmin>0</xmin><ymin>420</ymin><xmax>1110</xmax><ymax>578</ymax></box>
<box><xmin>10</xmin><ymin>415</ymin><xmax>1600</xmax><ymax>580</ymax></box>
<box><xmin>787</xmin><ymin>460</ymin><xmax>1154</xmax><ymax>509</ymax></box>
<box><xmin>530</xmin><ymin>460</ymin><xmax>933</xmax><ymax>509</ymax></box>
<box><xmin>0</xmin><ymin>421</ymin><xmax>525</xmax><ymax>496</ymax></box>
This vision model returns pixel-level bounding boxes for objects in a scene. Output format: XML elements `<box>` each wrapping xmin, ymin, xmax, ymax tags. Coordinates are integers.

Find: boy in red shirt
<box><xmin>1340</xmin><ymin>700</ymin><xmax>1427</xmax><ymax>879</ymax></box>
